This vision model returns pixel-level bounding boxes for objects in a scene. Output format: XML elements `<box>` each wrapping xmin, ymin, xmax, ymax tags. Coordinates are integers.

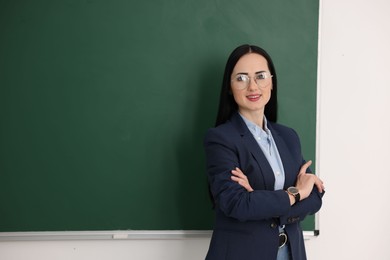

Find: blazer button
<box><xmin>270</xmin><ymin>222</ymin><xmax>277</xmax><ymax>228</ymax></box>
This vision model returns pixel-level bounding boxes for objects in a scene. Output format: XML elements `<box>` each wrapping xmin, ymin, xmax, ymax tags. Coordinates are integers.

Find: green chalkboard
<box><xmin>0</xmin><ymin>0</ymin><xmax>319</xmax><ymax>232</ymax></box>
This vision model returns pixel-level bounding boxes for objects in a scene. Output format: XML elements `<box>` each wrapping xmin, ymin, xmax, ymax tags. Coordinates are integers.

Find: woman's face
<box><xmin>230</xmin><ymin>53</ymin><xmax>272</xmax><ymax>117</ymax></box>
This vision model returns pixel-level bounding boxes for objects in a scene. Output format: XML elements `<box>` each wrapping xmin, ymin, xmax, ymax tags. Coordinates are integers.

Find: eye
<box><xmin>236</xmin><ymin>75</ymin><xmax>249</xmax><ymax>82</ymax></box>
<box><xmin>255</xmin><ymin>72</ymin><xmax>267</xmax><ymax>80</ymax></box>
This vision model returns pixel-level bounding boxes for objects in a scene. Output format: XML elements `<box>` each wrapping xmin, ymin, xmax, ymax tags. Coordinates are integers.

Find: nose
<box><xmin>247</xmin><ymin>78</ymin><xmax>258</xmax><ymax>91</ymax></box>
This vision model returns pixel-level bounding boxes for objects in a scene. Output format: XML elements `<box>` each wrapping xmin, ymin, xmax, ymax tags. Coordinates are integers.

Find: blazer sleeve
<box><xmin>204</xmin><ymin>127</ymin><xmax>292</xmax><ymax>222</ymax></box>
<box><xmin>275</xmin><ymin>127</ymin><xmax>325</xmax><ymax>226</ymax></box>
<box><xmin>279</xmin><ymin>185</ymin><xmax>324</xmax><ymax>225</ymax></box>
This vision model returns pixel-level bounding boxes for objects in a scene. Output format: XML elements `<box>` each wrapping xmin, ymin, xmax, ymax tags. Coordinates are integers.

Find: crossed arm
<box><xmin>231</xmin><ymin>160</ymin><xmax>325</xmax><ymax>205</ymax></box>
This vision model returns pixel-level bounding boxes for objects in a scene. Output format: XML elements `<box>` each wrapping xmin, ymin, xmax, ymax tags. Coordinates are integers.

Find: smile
<box><xmin>246</xmin><ymin>94</ymin><xmax>261</xmax><ymax>101</ymax></box>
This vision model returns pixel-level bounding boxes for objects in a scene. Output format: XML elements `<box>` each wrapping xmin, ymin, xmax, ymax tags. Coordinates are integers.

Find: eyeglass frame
<box><xmin>230</xmin><ymin>71</ymin><xmax>273</xmax><ymax>90</ymax></box>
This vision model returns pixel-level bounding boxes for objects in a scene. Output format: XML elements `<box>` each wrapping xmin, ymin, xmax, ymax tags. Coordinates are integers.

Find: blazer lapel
<box><xmin>230</xmin><ymin>113</ymin><xmax>275</xmax><ymax>191</ymax></box>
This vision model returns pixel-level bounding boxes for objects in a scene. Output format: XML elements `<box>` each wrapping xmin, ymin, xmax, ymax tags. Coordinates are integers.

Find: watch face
<box><xmin>288</xmin><ymin>187</ymin><xmax>299</xmax><ymax>194</ymax></box>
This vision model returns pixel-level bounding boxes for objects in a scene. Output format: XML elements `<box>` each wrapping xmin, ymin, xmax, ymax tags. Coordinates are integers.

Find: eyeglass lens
<box><xmin>232</xmin><ymin>72</ymin><xmax>272</xmax><ymax>89</ymax></box>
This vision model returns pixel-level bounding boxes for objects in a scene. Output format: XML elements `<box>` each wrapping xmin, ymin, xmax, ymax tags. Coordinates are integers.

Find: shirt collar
<box><xmin>239</xmin><ymin>113</ymin><xmax>271</xmax><ymax>137</ymax></box>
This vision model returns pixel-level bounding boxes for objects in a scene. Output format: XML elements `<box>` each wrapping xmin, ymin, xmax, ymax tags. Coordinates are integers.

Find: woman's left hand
<box><xmin>231</xmin><ymin>167</ymin><xmax>254</xmax><ymax>192</ymax></box>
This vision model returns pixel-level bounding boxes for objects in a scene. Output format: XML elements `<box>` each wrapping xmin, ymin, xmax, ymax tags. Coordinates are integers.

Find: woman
<box><xmin>204</xmin><ymin>44</ymin><xmax>325</xmax><ymax>260</ymax></box>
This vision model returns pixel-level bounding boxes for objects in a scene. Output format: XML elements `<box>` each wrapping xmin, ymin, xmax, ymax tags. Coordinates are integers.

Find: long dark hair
<box><xmin>215</xmin><ymin>44</ymin><xmax>278</xmax><ymax>126</ymax></box>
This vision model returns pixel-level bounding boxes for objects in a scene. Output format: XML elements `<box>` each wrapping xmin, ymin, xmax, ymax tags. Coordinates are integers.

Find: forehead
<box><xmin>233</xmin><ymin>53</ymin><xmax>269</xmax><ymax>73</ymax></box>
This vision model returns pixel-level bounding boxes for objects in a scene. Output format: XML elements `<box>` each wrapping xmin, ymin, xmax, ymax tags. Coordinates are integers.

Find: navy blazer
<box><xmin>204</xmin><ymin>113</ymin><xmax>324</xmax><ymax>260</ymax></box>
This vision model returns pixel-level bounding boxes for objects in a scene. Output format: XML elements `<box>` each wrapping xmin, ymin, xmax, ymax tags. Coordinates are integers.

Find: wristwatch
<box><xmin>287</xmin><ymin>186</ymin><xmax>300</xmax><ymax>203</ymax></box>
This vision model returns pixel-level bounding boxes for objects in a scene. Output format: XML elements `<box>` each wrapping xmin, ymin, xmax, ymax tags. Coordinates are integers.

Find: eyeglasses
<box><xmin>231</xmin><ymin>71</ymin><xmax>273</xmax><ymax>90</ymax></box>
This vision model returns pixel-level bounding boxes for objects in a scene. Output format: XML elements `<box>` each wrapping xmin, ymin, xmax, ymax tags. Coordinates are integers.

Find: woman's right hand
<box><xmin>296</xmin><ymin>160</ymin><xmax>325</xmax><ymax>201</ymax></box>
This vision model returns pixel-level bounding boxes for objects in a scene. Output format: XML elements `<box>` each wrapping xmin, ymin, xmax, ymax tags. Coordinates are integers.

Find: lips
<box><xmin>246</xmin><ymin>94</ymin><xmax>261</xmax><ymax>102</ymax></box>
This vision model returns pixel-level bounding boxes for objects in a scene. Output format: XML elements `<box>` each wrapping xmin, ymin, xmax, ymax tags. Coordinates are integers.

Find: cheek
<box><xmin>266</xmin><ymin>87</ymin><xmax>273</xmax><ymax>97</ymax></box>
<box><xmin>266</xmin><ymin>91</ymin><xmax>272</xmax><ymax>101</ymax></box>
<box><xmin>231</xmin><ymin>88</ymin><xmax>241</xmax><ymax>100</ymax></box>
<box><xmin>232</xmin><ymin>91</ymin><xmax>247</xmax><ymax>105</ymax></box>
<box><xmin>262</xmin><ymin>89</ymin><xmax>272</xmax><ymax>104</ymax></box>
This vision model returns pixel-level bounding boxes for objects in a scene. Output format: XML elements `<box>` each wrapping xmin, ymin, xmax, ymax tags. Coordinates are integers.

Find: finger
<box><xmin>231</xmin><ymin>176</ymin><xmax>240</xmax><ymax>182</ymax></box>
<box><xmin>315</xmin><ymin>182</ymin><xmax>322</xmax><ymax>193</ymax></box>
<box><xmin>231</xmin><ymin>169</ymin><xmax>241</xmax><ymax>177</ymax></box>
<box><xmin>320</xmin><ymin>181</ymin><xmax>325</xmax><ymax>192</ymax></box>
<box><xmin>299</xmin><ymin>160</ymin><xmax>312</xmax><ymax>174</ymax></box>
<box><xmin>231</xmin><ymin>176</ymin><xmax>249</xmax><ymax>187</ymax></box>
<box><xmin>231</xmin><ymin>175</ymin><xmax>247</xmax><ymax>183</ymax></box>
<box><xmin>231</xmin><ymin>176</ymin><xmax>249</xmax><ymax>188</ymax></box>
<box><xmin>314</xmin><ymin>179</ymin><xmax>324</xmax><ymax>193</ymax></box>
<box><xmin>234</xmin><ymin>167</ymin><xmax>245</xmax><ymax>175</ymax></box>
<box><xmin>231</xmin><ymin>168</ymin><xmax>247</xmax><ymax>179</ymax></box>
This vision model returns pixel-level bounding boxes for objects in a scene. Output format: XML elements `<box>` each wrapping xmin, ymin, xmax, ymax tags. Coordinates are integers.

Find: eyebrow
<box><xmin>234</xmin><ymin>70</ymin><xmax>267</xmax><ymax>76</ymax></box>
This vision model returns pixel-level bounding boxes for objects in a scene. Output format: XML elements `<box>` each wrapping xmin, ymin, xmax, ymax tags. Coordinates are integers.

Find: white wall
<box><xmin>0</xmin><ymin>239</ymin><xmax>210</xmax><ymax>260</ymax></box>
<box><xmin>1</xmin><ymin>0</ymin><xmax>390</xmax><ymax>259</ymax></box>
<box><xmin>306</xmin><ymin>0</ymin><xmax>390</xmax><ymax>259</ymax></box>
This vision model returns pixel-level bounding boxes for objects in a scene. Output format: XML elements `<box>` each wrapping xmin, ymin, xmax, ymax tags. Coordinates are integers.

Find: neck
<box><xmin>239</xmin><ymin>110</ymin><xmax>264</xmax><ymax>129</ymax></box>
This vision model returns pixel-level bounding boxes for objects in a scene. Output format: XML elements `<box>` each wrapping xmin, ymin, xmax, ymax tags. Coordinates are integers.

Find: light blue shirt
<box><xmin>240</xmin><ymin>114</ymin><xmax>285</xmax><ymax>191</ymax></box>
